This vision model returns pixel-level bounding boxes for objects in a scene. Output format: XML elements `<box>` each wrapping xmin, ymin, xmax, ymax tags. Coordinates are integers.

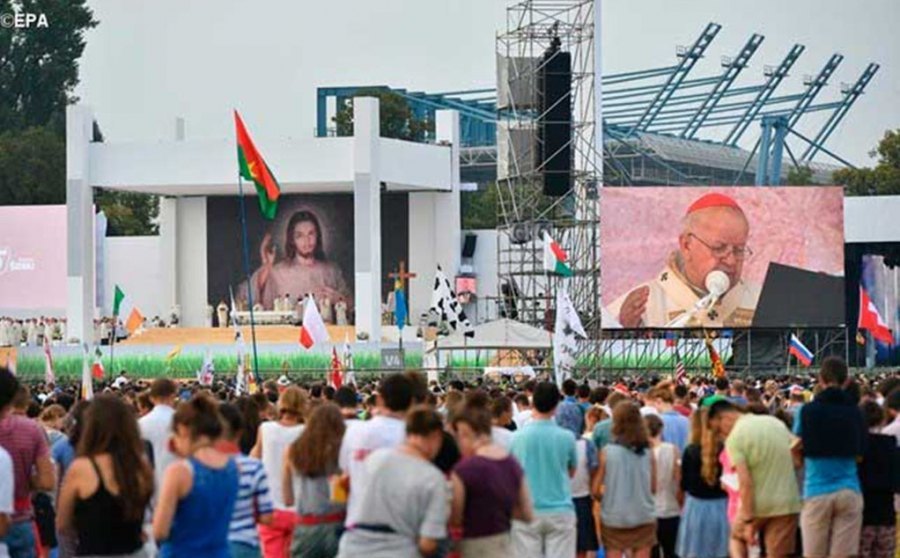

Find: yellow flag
<box><xmin>165</xmin><ymin>344</ymin><xmax>183</xmax><ymax>363</ymax></box>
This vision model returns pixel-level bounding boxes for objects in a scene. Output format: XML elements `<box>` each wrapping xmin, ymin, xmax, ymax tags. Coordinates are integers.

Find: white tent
<box><xmin>439</xmin><ymin>318</ymin><xmax>551</xmax><ymax>350</ymax></box>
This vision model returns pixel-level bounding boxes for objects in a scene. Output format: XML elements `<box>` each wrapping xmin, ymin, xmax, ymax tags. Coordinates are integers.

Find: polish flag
<box><xmin>299</xmin><ymin>296</ymin><xmax>330</xmax><ymax>349</ymax></box>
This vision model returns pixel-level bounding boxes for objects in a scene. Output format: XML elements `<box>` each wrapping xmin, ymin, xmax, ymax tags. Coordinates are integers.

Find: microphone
<box><xmin>665</xmin><ymin>270</ymin><xmax>732</xmax><ymax>327</ymax></box>
<box><xmin>705</xmin><ymin>270</ymin><xmax>730</xmax><ymax>299</ymax></box>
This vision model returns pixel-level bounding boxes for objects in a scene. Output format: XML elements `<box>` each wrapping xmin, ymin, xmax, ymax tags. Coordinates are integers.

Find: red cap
<box><xmin>686</xmin><ymin>193</ymin><xmax>742</xmax><ymax>215</ymax></box>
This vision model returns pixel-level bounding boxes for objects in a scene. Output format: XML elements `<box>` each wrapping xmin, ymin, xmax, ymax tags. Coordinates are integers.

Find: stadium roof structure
<box><xmin>317</xmin><ymin>21</ymin><xmax>878</xmax><ymax>186</ymax></box>
<box><xmin>608</xmin><ymin>131</ymin><xmax>841</xmax><ymax>186</ymax></box>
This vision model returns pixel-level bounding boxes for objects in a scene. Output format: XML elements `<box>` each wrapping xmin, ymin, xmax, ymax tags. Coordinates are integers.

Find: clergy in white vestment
<box><xmin>606</xmin><ymin>193</ymin><xmax>760</xmax><ymax>328</ymax></box>
<box><xmin>335</xmin><ymin>298</ymin><xmax>349</xmax><ymax>326</ymax></box>
<box><xmin>321</xmin><ymin>297</ymin><xmax>334</xmax><ymax>324</ymax></box>
<box><xmin>26</xmin><ymin>320</ymin><xmax>38</xmax><ymax>346</ymax></box>
<box><xmin>216</xmin><ymin>301</ymin><xmax>229</xmax><ymax>328</ymax></box>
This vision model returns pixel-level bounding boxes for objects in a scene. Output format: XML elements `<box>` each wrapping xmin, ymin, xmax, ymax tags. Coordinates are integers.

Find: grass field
<box><xmin>15</xmin><ymin>349</ymin><xmax>725</xmax><ymax>380</ymax></box>
<box><xmin>16</xmin><ymin>351</ymin><xmax>425</xmax><ymax>380</ymax></box>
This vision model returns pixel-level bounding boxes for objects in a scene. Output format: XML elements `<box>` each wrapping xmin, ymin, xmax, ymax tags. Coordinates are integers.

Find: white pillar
<box><xmin>352</xmin><ymin>97</ymin><xmax>382</xmax><ymax>341</ymax></box>
<box><xmin>408</xmin><ymin>110</ymin><xmax>462</xmax><ymax>323</ymax></box>
<box><xmin>176</xmin><ymin>197</ymin><xmax>208</xmax><ymax>327</ymax></box>
<box><xmin>157</xmin><ymin>118</ymin><xmax>184</xmax><ymax>321</ymax></box>
<box><xmin>408</xmin><ymin>195</ymin><xmax>436</xmax><ymax>323</ymax></box>
<box><xmin>158</xmin><ymin>197</ymin><xmax>178</xmax><ymax>315</ymax></box>
<box><xmin>434</xmin><ymin>110</ymin><xmax>462</xmax><ymax>275</ymax></box>
<box><xmin>66</xmin><ymin>105</ymin><xmax>95</xmax><ymax>344</ymax></box>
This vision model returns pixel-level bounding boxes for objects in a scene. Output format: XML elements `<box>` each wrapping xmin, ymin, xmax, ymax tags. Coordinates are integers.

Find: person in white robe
<box><xmin>216</xmin><ymin>301</ymin><xmax>229</xmax><ymax>328</ymax></box>
<box><xmin>335</xmin><ymin>298</ymin><xmax>349</xmax><ymax>326</ymax></box>
<box><xmin>321</xmin><ymin>297</ymin><xmax>334</xmax><ymax>324</ymax></box>
<box><xmin>607</xmin><ymin>193</ymin><xmax>761</xmax><ymax>328</ymax></box>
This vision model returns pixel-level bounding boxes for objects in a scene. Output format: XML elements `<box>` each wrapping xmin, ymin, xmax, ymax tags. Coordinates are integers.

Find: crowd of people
<box><xmin>0</xmin><ymin>361</ymin><xmax>897</xmax><ymax>558</ymax></box>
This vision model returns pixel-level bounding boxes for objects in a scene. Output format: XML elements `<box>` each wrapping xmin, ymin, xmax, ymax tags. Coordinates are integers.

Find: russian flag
<box><xmin>789</xmin><ymin>334</ymin><xmax>813</xmax><ymax>367</ymax></box>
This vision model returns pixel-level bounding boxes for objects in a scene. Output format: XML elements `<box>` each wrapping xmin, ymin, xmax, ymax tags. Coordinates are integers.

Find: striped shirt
<box><xmin>228</xmin><ymin>454</ymin><xmax>274</xmax><ymax>548</ymax></box>
<box><xmin>0</xmin><ymin>415</ymin><xmax>49</xmax><ymax>522</ymax></box>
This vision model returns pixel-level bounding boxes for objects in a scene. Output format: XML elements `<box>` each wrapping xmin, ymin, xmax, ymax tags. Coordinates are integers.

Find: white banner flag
<box><xmin>553</xmin><ymin>286</ymin><xmax>586</xmax><ymax>386</ymax></box>
<box><xmin>429</xmin><ymin>265</ymin><xmax>474</xmax><ymax>337</ymax></box>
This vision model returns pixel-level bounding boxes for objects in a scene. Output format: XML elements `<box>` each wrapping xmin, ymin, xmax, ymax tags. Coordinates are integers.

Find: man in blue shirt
<box><xmin>510</xmin><ymin>382</ymin><xmax>578</xmax><ymax>558</ymax></box>
<box><xmin>556</xmin><ymin>379</ymin><xmax>584</xmax><ymax>435</ymax></box>
<box><xmin>794</xmin><ymin>357</ymin><xmax>865</xmax><ymax>558</ymax></box>
<box><xmin>648</xmin><ymin>386</ymin><xmax>690</xmax><ymax>452</ymax></box>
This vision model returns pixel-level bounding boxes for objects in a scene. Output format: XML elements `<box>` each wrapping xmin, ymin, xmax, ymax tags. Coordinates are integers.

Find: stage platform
<box><xmin>119</xmin><ymin>326</ymin><xmax>357</xmax><ymax>346</ymax></box>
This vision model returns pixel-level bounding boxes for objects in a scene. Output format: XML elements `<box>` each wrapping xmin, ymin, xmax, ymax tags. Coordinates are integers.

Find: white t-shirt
<box><xmin>491</xmin><ymin>426</ymin><xmax>514</xmax><ymax>450</ymax></box>
<box><xmin>514</xmin><ymin>409</ymin><xmax>533</xmax><ymax>429</ymax></box>
<box><xmin>0</xmin><ymin>446</ymin><xmax>13</xmax><ymax>558</ymax></box>
<box><xmin>139</xmin><ymin>404</ymin><xmax>176</xmax><ymax>500</ymax></box>
<box><xmin>570</xmin><ymin>438</ymin><xmax>593</xmax><ymax>498</ymax></box>
<box><xmin>339</xmin><ymin>418</ymin><xmax>365</xmax><ymax>473</ymax></box>
<box><xmin>260</xmin><ymin>421</ymin><xmax>305</xmax><ymax>510</ymax></box>
<box><xmin>337</xmin><ymin>449</ymin><xmax>448</xmax><ymax>558</ymax></box>
<box><xmin>653</xmin><ymin>442</ymin><xmax>681</xmax><ymax>518</ymax></box>
<box><xmin>343</xmin><ymin>415</ymin><xmax>406</xmax><ymax>526</ymax></box>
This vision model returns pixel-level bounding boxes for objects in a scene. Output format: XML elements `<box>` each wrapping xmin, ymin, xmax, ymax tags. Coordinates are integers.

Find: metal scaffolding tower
<box><xmin>495</xmin><ymin>0</ymin><xmax>603</xmax><ymax>352</ymax></box>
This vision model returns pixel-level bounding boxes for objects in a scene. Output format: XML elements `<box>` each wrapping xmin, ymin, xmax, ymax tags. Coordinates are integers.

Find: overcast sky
<box><xmin>75</xmin><ymin>0</ymin><xmax>899</xmax><ymax>167</ymax></box>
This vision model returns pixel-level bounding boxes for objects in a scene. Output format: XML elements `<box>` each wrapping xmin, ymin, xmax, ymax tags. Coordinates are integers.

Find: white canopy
<box><xmin>439</xmin><ymin>318</ymin><xmax>551</xmax><ymax>350</ymax></box>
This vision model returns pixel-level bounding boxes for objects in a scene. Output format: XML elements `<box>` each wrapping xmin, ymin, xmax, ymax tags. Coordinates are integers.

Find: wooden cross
<box><xmin>388</xmin><ymin>261</ymin><xmax>417</xmax><ymax>289</ymax></box>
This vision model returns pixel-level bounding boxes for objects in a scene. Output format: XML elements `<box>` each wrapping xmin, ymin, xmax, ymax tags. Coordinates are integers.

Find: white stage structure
<box><xmin>66</xmin><ymin>98</ymin><xmax>462</xmax><ymax>344</ymax></box>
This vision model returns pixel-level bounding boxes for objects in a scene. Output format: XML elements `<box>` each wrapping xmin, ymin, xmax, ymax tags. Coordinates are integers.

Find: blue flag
<box><xmin>394</xmin><ymin>279</ymin><xmax>407</xmax><ymax>330</ymax></box>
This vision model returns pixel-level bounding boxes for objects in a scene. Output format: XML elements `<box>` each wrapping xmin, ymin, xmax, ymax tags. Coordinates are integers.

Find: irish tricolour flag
<box><xmin>113</xmin><ymin>285</ymin><xmax>144</xmax><ymax>335</ymax></box>
<box><xmin>543</xmin><ymin>231</ymin><xmax>573</xmax><ymax>277</ymax></box>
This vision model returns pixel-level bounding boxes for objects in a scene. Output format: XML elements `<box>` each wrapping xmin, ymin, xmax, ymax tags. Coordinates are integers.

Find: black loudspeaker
<box><xmin>510</xmin><ymin>223</ymin><xmax>533</xmax><ymax>245</ymax></box>
<box><xmin>538</xmin><ymin>49</ymin><xmax>572</xmax><ymax>197</ymax></box>
<box><xmin>462</xmin><ymin>233</ymin><xmax>477</xmax><ymax>258</ymax></box>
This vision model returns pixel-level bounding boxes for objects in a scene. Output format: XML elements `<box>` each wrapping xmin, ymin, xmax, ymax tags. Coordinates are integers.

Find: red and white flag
<box><xmin>859</xmin><ymin>286</ymin><xmax>893</xmax><ymax>345</ymax></box>
<box><xmin>91</xmin><ymin>346</ymin><xmax>105</xmax><ymax>379</ymax></box>
<box><xmin>43</xmin><ymin>336</ymin><xmax>54</xmax><ymax>385</ymax></box>
<box><xmin>674</xmin><ymin>350</ymin><xmax>686</xmax><ymax>385</ymax></box>
<box><xmin>299</xmin><ymin>296</ymin><xmax>329</xmax><ymax>349</ymax></box>
<box><xmin>330</xmin><ymin>347</ymin><xmax>343</xmax><ymax>389</ymax></box>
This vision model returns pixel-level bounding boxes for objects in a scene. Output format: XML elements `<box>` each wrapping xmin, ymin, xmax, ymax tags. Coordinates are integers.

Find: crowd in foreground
<box><xmin>0</xmin><ymin>362</ymin><xmax>898</xmax><ymax>558</ymax></box>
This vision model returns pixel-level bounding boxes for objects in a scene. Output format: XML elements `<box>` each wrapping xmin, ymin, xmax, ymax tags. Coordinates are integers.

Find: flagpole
<box><xmin>237</xmin><ymin>175</ymin><xmax>262</xmax><ymax>384</ymax></box>
<box><xmin>109</xmin><ymin>315</ymin><xmax>117</xmax><ymax>378</ymax></box>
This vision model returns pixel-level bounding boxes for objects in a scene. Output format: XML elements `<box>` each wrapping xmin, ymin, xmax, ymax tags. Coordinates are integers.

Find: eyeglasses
<box><xmin>687</xmin><ymin>233</ymin><xmax>753</xmax><ymax>261</ymax></box>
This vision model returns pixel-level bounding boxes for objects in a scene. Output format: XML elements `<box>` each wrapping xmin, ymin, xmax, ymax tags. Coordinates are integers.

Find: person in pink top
<box><xmin>719</xmin><ymin>449</ymin><xmax>739</xmax><ymax>525</ymax></box>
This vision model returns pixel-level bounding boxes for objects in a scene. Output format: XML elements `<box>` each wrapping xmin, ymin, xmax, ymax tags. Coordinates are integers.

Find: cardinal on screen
<box><xmin>606</xmin><ymin>193</ymin><xmax>761</xmax><ymax>328</ymax></box>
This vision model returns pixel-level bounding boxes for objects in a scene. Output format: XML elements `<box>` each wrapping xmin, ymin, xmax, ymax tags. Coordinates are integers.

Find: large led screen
<box><xmin>601</xmin><ymin>187</ymin><xmax>845</xmax><ymax>329</ymax></box>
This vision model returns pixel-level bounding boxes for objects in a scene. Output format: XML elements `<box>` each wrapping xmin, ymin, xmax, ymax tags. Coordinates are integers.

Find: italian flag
<box><xmin>543</xmin><ymin>231</ymin><xmax>573</xmax><ymax>277</ymax></box>
<box><xmin>113</xmin><ymin>285</ymin><xmax>144</xmax><ymax>335</ymax></box>
<box><xmin>234</xmin><ymin>110</ymin><xmax>281</xmax><ymax>220</ymax></box>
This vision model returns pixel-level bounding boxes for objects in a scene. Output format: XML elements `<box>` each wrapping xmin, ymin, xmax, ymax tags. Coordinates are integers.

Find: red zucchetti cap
<box><xmin>685</xmin><ymin>193</ymin><xmax>742</xmax><ymax>215</ymax></box>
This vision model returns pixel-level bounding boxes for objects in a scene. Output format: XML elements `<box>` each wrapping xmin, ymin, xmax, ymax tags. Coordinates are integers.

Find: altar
<box><xmin>65</xmin><ymin>97</ymin><xmax>463</xmax><ymax>345</ymax></box>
